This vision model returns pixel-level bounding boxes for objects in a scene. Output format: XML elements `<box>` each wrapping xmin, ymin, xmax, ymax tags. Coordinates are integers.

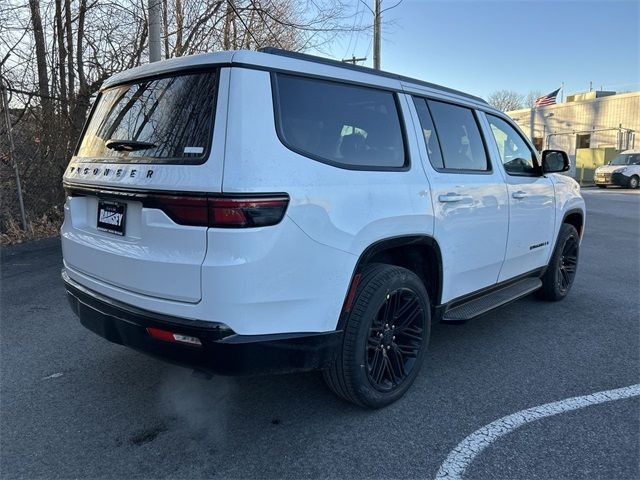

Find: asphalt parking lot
<box><xmin>1</xmin><ymin>188</ymin><xmax>639</xmax><ymax>479</ymax></box>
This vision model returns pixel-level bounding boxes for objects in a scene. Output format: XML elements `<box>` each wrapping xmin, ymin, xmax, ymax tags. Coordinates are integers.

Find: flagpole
<box><xmin>560</xmin><ymin>82</ymin><xmax>564</xmax><ymax>103</ymax></box>
<box><xmin>530</xmin><ymin>106</ymin><xmax>535</xmax><ymax>143</ymax></box>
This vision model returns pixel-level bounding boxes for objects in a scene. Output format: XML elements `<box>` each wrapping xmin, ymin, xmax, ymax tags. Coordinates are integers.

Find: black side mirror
<box><xmin>541</xmin><ymin>149</ymin><xmax>570</xmax><ymax>173</ymax></box>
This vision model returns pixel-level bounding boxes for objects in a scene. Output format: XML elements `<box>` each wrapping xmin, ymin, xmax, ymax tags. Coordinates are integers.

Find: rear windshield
<box><xmin>76</xmin><ymin>70</ymin><xmax>217</xmax><ymax>163</ymax></box>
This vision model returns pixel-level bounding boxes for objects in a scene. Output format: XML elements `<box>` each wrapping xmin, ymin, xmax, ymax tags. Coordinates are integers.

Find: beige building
<box><xmin>507</xmin><ymin>90</ymin><xmax>639</xmax><ymax>178</ymax></box>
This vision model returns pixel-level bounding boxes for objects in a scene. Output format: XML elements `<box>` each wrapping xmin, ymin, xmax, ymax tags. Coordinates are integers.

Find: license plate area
<box><xmin>97</xmin><ymin>200</ymin><xmax>127</xmax><ymax>236</ymax></box>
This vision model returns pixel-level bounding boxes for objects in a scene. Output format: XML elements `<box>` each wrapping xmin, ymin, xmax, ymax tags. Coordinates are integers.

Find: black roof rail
<box><xmin>258</xmin><ymin>47</ymin><xmax>488</xmax><ymax>105</ymax></box>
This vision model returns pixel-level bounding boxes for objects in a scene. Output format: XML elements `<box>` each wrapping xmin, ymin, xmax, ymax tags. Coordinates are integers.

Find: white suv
<box><xmin>62</xmin><ymin>48</ymin><xmax>585</xmax><ymax>408</ymax></box>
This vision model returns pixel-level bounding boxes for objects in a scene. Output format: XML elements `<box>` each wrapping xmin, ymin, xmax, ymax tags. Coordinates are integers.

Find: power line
<box><xmin>351</xmin><ymin>0</ymin><xmax>368</xmax><ymax>57</ymax></box>
<box><xmin>344</xmin><ymin>0</ymin><xmax>361</xmax><ymax>59</ymax></box>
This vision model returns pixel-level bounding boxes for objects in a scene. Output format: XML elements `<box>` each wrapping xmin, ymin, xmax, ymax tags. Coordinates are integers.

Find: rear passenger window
<box><xmin>274</xmin><ymin>74</ymin><xmax>406</xmax><ymax>169</ymax></box>
<box><xmin>427</xmin><ymin>100</ymin><xmax>489</xmax><ymax>171</ymax></box>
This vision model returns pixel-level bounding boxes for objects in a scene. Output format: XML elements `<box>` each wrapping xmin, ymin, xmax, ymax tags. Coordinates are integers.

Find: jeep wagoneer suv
<box><xmin>62</xmin><ymin>48</ymin><xmax>585</xmax><ymax>407</ymax></box>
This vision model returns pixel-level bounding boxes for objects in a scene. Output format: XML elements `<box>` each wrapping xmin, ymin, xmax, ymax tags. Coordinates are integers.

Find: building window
<box><xmin>576</xmin><ymin>134</ymin><xmax>591</xmax><ymax>149</ymax></box>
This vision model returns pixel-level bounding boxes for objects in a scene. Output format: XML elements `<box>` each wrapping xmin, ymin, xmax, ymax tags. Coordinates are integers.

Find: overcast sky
<box><xmin>321</xmin><ymin>0</ymin><xmax>640</xmax><ymax>100</ymax></box>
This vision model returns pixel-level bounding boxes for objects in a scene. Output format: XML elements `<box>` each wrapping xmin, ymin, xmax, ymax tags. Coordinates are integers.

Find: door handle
<box><xmin>438</xmin><ymin>193</ymin><xmax>467</xmax><ymax>203</ymax></box>
<box><xmin>512</xmin><ymin>191</ymin><xmax>528</xmax><ymax>199</ymax></box>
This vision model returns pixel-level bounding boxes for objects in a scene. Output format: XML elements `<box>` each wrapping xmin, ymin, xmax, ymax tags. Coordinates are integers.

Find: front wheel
<box><xmin>536</xmin><ymin>224</ymin><xmax>580</xmax><ymax>301</ymax></box>
<box><xmin>323</xmin><ymin>264</ymin><xmax>431</xmax><ymax>408</ymax></box>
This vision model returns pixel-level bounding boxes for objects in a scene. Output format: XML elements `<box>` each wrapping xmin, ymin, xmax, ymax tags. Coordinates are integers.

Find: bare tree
<box><xmin>0</xmin><ymin>0</ymin><xmax>361</xmax><ymax>237</ymax></box>
<box><xmin>487</xmin><ymin>90</ymin><xmax>524</xmax><ymax>112</ymax></box>
<box><xmin>525</xmin><ymin>90</ymin><xmax>543</xmax><ymax>108</ymax></box>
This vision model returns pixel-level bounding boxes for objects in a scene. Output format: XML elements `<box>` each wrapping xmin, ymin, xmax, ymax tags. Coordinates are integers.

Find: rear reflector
<box><xmin>343</xmin><ymin>273</ymin><xmax>363</xmax><ymax>312</ymax></box>
<box><xmin>147</xmin><ymin>327</ymin><xmax>202</xmax><ymax>346</ymax></box>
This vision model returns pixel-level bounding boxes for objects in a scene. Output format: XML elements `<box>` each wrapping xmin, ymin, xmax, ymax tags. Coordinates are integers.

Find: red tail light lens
<box><xmin>149</xmin><ymin>194</ymin><xmax>289</xmax><ymax>228</ymax></box>
<box><xmin>208</xmin><ymin>197</ymin><xmax>289</xmax><ymax>228</ymax></box>
<box><xmin>148</xmin><ymin>195</ymin><xmax>209</xmax><ymax>226</ymax></box>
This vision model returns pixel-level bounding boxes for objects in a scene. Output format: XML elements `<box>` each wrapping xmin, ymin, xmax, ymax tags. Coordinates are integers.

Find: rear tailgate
<box><xmin>62</xmin><ymin>67</ymin><xmax>229</xmax><ymax>303</ymax></box>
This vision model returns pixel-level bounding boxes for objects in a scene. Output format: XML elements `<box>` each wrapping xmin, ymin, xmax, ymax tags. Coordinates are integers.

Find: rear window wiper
<box><xmin>105</xmin><ymin>139</ymin><xmax>157</xmax><ymax>152</ymax></box>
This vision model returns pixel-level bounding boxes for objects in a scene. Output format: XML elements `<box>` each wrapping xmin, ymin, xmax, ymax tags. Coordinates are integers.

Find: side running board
<box><xmin>442</xmin><ymin>278</ymin><xmax>542</xmax><ymax>322</ymax></box>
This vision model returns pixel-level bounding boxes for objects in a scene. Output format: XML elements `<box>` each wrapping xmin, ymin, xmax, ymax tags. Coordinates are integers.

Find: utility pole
<box><xmin>342</xmin><ymin>55</ymin><xmax>367</xmax><ymax>65</ymax></box>
<box><xmin>148</xmin><ymin>0</ymin><xmax>162</xmax><ymax>62</ymax></box>
<box><xmin>373</xmin><ymin>0</ymin><xmax>381</xmax><ymax>70</ymax></box>
<box><xmin>1</xmin><ymin>67</ymin><xmax>28</xmax><ymax>230</ymax></box>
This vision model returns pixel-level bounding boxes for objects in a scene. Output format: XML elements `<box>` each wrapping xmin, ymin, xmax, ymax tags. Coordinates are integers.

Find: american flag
<box><xmin>534</xmin><ymin>88</ymin><xmax>561</xmax><ymax>107</ymax></box>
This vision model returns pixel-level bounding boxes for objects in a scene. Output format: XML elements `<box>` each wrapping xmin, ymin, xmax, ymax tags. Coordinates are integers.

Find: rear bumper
<box><xmin>63</xmin><ymin>270</ymin><xmax>341</xmax><ymax>376</ymax></box>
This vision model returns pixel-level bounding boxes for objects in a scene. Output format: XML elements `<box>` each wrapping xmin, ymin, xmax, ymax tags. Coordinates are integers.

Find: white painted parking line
<box><xmin>434</xmin><ymin>384</ymin><xmax>640</xmax><ymax>480</ymax></box>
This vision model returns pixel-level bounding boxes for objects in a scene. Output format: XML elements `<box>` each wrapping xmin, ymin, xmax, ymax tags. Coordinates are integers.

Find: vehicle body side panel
<box><xmin>222</xmin><ymin>67</ymin><xmax>434</xmax><ymax>258</ymax></box>
<box><xmin>476</xmin><ymin>112</ymin><xmax>557</xmax><ymax>282</ymax></box>
<box><xmin>550</xmin><ymin>174</ymin><xmax>586</xmax><ymax>246</ymax></box>
<box><xmin>405</xmin><ymin>97</ymin><xmax>509</xmax><ymax>303</ymax></box>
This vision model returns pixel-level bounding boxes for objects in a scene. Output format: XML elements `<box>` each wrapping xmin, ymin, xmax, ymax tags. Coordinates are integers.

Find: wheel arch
<box><xmin>562</xmin><ymin>208</ymin><xmax>585</xmax><ymax>237</ymax></box>
<box><xmin>338</xmin><ymin>235</ymin><xmax>443</xmax><ymax>329</ymax></box>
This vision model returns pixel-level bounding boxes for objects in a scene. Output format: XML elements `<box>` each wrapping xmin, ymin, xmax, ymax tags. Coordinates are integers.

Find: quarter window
<box><xmin>427</xmin><ymin>100</ymin><xmax>489</xmax><ymax>171</ymax></box>
<box><xmin>412</xmin><ymin>97</ymin><xmax>444</xmax><ymax>169</ymax></box>
<box><xmin>487</xmin><ymin>114</ymin><xmax>538</xmax><ymax>175</ymax></box>
<box><xmin>274</xmin><ymin>74</ymin><xmax>406</xmax><ymax>169</ymax></box>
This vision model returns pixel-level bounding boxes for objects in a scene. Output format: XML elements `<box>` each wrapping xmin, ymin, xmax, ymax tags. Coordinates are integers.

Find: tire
<box><xmin>628</xmin><ymin>175</ymin><xmax>639</xmax><ymax>190</ymax></box>
<box><xmin>536</xmin><ymin>224</ymin><xmax>580</xmax><ymax>301</ymax></box>
<box><xmin>323</xmin><ymin>263</ymin><xmax>431</xmax><ymax>408</ymax></box>
<box><xmin>597</xmin><ymin>185</ymin><xmax>607</xmax><ymax>189</ymax></box>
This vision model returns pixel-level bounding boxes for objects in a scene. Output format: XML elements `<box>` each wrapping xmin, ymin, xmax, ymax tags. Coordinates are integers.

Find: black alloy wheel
<box><xmin>366</xmin><ymin>288</ymin><xmax>425</xmax><ymax>392</ymax></box>
<box><xmin>537</xmin><ymin>223</ymin><xmax>580</xmax><ymax>301</ymax></box>
<box><xmin>323</xmin><ymin>263</ymin><xmax>431</xmax><ymax>408</ymax></box>
<box><xmin>557</xmin><ymin>235</ymin><xmax>579</xmax><ymax>295</ymax></box>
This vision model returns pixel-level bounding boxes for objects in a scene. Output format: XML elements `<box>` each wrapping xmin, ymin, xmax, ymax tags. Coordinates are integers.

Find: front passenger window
<box><xmin>487</xmin><ymin>115</ymin><xmax>538</xmax><ymax>175</ymax></box>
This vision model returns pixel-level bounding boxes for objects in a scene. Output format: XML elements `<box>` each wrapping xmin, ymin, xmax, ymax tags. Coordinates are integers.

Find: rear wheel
<box><xmin>628</xmin><ymin>175</ymin><xmax>639</xmax><ymax>189</ymax></box>
<box><xmin>323</xmin><ymin>264</ymin><xmax>430</xmax><ymax>408</ymax></box>
<box><xmin>536</xmin><ymin>224</ymin><xmax>580</xmax><ymax>301</ymax></box>
<box><xmin>597</xmin><ymin>185</ymin><xmax>607</xmax><ymax>189</ymax></box>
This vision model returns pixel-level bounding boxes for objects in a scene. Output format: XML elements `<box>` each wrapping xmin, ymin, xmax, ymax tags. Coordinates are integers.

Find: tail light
<box><xmin>149</xmin><ymin>195</ymin><xmax>289</xmax><ymax>228</ymax></box>
<box><xmin>65</xmin><ymin>185</ymin><xmax>289</xmax><ymax>228</ymax></box>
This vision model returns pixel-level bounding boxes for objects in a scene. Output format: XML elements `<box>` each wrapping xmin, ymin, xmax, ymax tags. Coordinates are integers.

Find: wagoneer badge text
<box><xmin>67</xmin><ymin>166</ymin><xmax>154</xmax><ymax>179</ymax></box>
